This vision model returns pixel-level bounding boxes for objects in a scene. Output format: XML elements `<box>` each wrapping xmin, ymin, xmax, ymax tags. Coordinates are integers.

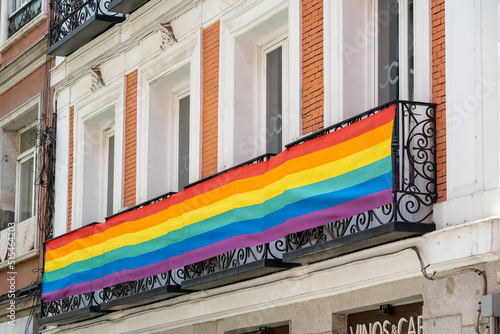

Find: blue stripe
<box><xmin>43</xmin><ymin>165</ymin><xmax>391</xmax><ymax>293</ymax></box>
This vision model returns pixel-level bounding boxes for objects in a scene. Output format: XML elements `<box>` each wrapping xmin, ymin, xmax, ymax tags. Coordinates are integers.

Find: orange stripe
<box><xmin>46</xmin><ymin>106</ymin><xmax>395</xmax><ymax>252</ymax></box>
<box><xmin>45</xmin><ymin>118</ymin><xmax>394</xmax><ymax>262</ymax></box>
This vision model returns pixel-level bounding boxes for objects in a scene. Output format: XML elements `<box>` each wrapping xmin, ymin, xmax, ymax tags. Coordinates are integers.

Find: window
<box><xmin>80</xmin><ymin>108</ymin><xmax>116</xmax><ymax>225</ymax></box>
<box><xmin>10</xmin><ymin>0</ymin><xmax>29</xmax><ymax>14</ymax></box>
<box><xmin>0</xmin><ymin>101</ymin><xmax>38</xmax><ymax>228</ymax></box>
<box><xmin>178</xmin><ymin>95</ymin><xmax>190</xmax><ymax>191</ymax></box>
<box><xmin>0</xmin><ymin>97</ymin><xmax>39</xmax><ymax>265</ymax></box>
<box><xmin>341</xmin><ymin>0</ymin><xmax>416</xmax><ymax>118</ymax></box>
<box><xmin>265</xmin><ymin>43</ymin><xmax>283</xmax><ymax>155</ymax></box>
<box><xmin>146</xmin><ymin>64</ymin><xmax>192</xmax><ymax>198</ymax></box>
<box><xmin>1</xmin><ymin>0</ymin><xmax>44</xmax><ymax>41</ymax></box>
<box><xmin>105</xmin><ymin>131</ymin><xmax>115</xmax><ymax>217</ymax></box>
<box><xmin>223</xmin><ymin>6</ymin><xmax>290</xmax><ymax>167</ymax></box>
<box><xmin>17</xmin><ymin>122</ymin><xmax>37</xmax><ymax>222</ymax></box>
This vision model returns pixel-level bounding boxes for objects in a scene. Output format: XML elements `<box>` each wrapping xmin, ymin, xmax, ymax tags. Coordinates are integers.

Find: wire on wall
<box><xmin>22</xmin><ymin>40</ymin><xmax>57</xmax><ymax>333</ymax></box>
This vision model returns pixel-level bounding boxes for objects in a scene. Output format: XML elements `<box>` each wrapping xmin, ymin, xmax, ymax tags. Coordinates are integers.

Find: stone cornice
<box><xmin>0</xmin><ymin>37</ymin><xmax>50</xmax><ymax>96</ymax></box>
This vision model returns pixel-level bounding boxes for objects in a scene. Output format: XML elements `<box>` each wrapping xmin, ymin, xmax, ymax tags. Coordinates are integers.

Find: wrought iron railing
<box><xmin>184</xmin><ymin>153</ymin><xmax>277</xmax><ymax>189</ymax></box>
<box><xmin>100</xmin><ymin>268</ymin><xmax>185</xmax><ymax>305</ymax></box>
<box><xmin>41</xmin><ymin>290</ymin><xmax>100</xmax><ymax>319</ymax></box>
<box><xmin>183</xmin><ymin>154</ymin><xmax>285</xmax><ymax>279</ymax></box>
<box><xmin>183</xmin><ymin>241</ymin><xmax>287</xmax><ymax>279</ymax></box>
<box><xmin>105</xmin><ymin>191</ymin><xmax>176</xmax><ymax>220</ymax></box>
<box><xmin>48</xmin><ymin>0</ymin><xmax>123</xmax><ymax>49</ymax></box>
<box><xmin>285</xmin><ymin>100</ymin><xmax>436</xmax><ymax>251</ymax></box>
<box><xmin>41</xmin><ymin>100</ymin><xmax>436</xmax><ymax>320</ymax></box>
<box><xmin>8</xmin><ymin>0</ymin><xmax>42</xmax><ymax>37</ymax></box>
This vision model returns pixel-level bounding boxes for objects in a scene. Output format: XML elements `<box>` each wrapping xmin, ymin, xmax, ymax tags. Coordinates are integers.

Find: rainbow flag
<box><xmin>42</xmin><ymin>105</ymin><xmax>395</xmax><ymax>302</ymax></box>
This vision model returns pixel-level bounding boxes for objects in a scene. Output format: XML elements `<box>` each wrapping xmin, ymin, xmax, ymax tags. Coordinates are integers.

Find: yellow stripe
<box><xmin>46</xmin><ymin>121</ymin><xmax>393</xmax><ymax>266</ymax></box>
<box><xmin>45</xmin><ymin>139</ymin><xmax>391</xmax><ymax>272</ymax></box>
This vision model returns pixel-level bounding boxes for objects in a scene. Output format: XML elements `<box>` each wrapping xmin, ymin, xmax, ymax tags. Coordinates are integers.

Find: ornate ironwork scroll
<box><xmin>49</xmin><ymin>0</ymin><xmax>123</xmax><ymax>48</ymax></box>
<box><xmin>285</xmin><ymin>100</ymin><xmax>437</xmax><ymax>252</ymax></box>
<box><xmin>41</xmin><ymin>100</ymin><xmax>436</xmax><ymax>319</ymax></box>
<box><xmin>41</xmin><ymin>291</ymin><xmax>99</xmax><ymax>318</ymax></box>
<box><xmin>184</xmin><ymin>240</ymin><xmax>287</xmax><ymax>279</ymax></box>
<box><xmin>101</xmin><ymin>269</ymin><xmax>185</xmax><ymax>303</ymax></box>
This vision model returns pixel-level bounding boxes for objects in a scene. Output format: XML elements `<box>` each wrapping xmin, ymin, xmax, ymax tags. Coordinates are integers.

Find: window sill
<box><xmin>0</xmin><ymin>249</ymin><xmax>39</xmax><ymax>271</ymax></box>
<box><xmin>0</xmin><ymin>216</ymin><xmax>39</xmax><ymax>270</ymax></box>
<box><xmin>0</xmin><ymin>12</ymin><xmax>47</xmax><ymax>54</ymax></box>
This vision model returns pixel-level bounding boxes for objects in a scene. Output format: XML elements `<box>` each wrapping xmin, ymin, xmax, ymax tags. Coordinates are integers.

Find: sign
<box><xmin>347</xmin><ymin>302</ymin><xmax>423</xmax><ymax>334</ymax></box>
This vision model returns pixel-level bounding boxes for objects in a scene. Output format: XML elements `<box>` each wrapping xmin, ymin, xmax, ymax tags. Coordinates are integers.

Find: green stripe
<box><xmin>44</xmin><ymin>156</ymin><xmax>391</xmax><ymax>283</ymax></box>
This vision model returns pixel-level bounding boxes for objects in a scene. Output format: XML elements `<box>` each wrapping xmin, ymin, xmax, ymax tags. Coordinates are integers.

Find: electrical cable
<box><xmin>25</xmin><ymin>34</ymin><xmax>58</xmax><ymax>332</ymax></box>
<box><xmin>411</xmin><ymin>246</ymin><xmax>487</xmax><ymax>334</ymax></box>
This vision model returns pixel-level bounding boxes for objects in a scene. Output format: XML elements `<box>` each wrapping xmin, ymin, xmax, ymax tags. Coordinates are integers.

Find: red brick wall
<box><xmin>124</xmin><ymin>71</ymin><xmax>138</xmax><ymax>207</ymax></box>
<box><xmin>302</xmin><ymin>0</ymin><xmax>324</xmax><ymax>134</ymax></box>
<box><xmin>432</xmin><ymin>0</ymin><xmax>446</xmax><ymax>202</ymax></box>
<box><xmin>202</xmin><ymin>21</ymin><xmax>220</xmax><ymax>178</ymax></box>
<box><xmin>67</xmin><ymin>106</ymin><xmax>74</xmax><ymax>232</ymax></box>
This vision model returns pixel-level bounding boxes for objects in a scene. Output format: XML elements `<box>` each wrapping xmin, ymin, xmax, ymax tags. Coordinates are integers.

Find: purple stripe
<box><xmin>43</xmin><ymin>189</ymin><xmax>392</xmax><ymax>302</ymax></box>
<box><xmin>168</xmin><ymin>188</ymin><xmax>393</xmax><ymax>267</ymax></box>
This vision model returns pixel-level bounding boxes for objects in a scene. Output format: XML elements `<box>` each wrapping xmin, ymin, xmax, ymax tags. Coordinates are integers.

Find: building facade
<box><xmin>0</xmin><ymin>0</ymin><xmax>54</xmax><ymax>333</ymax></box>
<box><xmin>38</xmin><ymin>0</ymin><xmax>500</xmax><ymax>333</ymax></box>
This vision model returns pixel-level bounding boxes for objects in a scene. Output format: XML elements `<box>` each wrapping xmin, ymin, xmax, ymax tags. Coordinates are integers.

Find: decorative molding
<box><xmin>90</xmin><ymin>67</ymin><xmax>105</xmax><ymax>92</ymax></box>
<box><xmin>159</xmin><ymin>22</ymin><xmax>177</xmax><ymax>50</ymax></box>
<box><xmin>0</xmin><ymin>37</ymin><xmax>48</xmax><ymax>96</ymax></box>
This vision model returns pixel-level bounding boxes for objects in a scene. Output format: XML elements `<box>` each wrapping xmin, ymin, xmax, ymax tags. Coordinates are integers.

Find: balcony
<box><xmin>40</xmin><ymin>100</ymin><xmax>436</xmax><ymax>324</ymax></box>
<box><xmin>47</xmin><ymin>0</ymin><xmax>125</xmax><ymax>56</ymax></box>
<box><xmin>182</xmin><ymin>100</ymin><xmax>437</xmax><ymax>287</ymax></box>
<box><xmin>8</xmin><ymin>0</ymin><xmax>42</xmax><ymax>37</ymax></box>
<box><xmin>282</xmin><ymin>100</ymin><xmax>437</xmax><ymax>264</ymax></box>
<box><xmin>107</xmin><ymin>0</ymin><xmax>150</xmax><ymax>14</ymax></box>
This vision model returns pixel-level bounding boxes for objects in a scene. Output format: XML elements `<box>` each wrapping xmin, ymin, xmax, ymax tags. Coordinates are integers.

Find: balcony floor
<box><xmin>283</xmin><ymin>222</ymin><xmax>436</xmax><ymax>265</ymax></box>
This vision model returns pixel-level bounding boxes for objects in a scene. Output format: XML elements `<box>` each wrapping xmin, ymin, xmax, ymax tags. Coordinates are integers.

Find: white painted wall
<box><xmin>435</xmin><ymin>0</ymin><xmax>500</xmax><ymax>227</ymax></box>
<box><xmin>53</xmin><ymin>92</ymin><xmax>69</xmax><ymax>237</ymax></box>
<box><xmin>42</xmin><ymin>218</ymin><xmax>500</xmax><ymax>334</ymax></box>
<box><xmin>43</xmin><ymin>0</ymin><xmax>500</xmax><ymax>333</ymax></box>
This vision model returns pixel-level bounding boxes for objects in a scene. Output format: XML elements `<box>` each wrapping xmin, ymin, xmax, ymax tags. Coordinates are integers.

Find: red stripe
<box><xmin>47</xmin><ymin>105</ymin><xmax>395</xmax><ymax>251</ymax></box>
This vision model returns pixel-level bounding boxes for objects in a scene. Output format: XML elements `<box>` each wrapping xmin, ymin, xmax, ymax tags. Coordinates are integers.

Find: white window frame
<box><xmin>166</xmin><ymin>80</ymin><xmax>190</xmax><ymax>193</ymax></box>
<box><xmin>139</xmin><ymin>62</ymin><xmax>196</xmax><ymax>201</ymax></box>
<box><xmin>78</xmin><ymin>109</ymin><xmax>116</xmax><ymax>226</ymax></box>
<box><xmin>136</xmin><ymin>33</ymin><xmax>201</xmax><ymax>204</ymax></box>
<box><xmin>324</xmin><ymin>0</ymin><xmax>431</xmax><ymax>125</ymax></box>
<box><xmin>16</xmin><ymin>120</ymin><xmax>37</xmax><ymax>224</ymax></box>
<box><xmin>0</xmin><ymin>95</ymin><xmax>40</xmax><ymax>268</ymax></box>
<box><xmin>220</xmin><ymin>0</ymin><xmax>300</xmax><ymax>170</ymax></box>
<box><xmin>73</xmin><ymin>90</ymin><xmax>124</xmax><ymax>229</ymax></box>
<box><xmin>0</xmin><ymin>95</ymin><xmax>40</xmax><ymax>225</ymax></box>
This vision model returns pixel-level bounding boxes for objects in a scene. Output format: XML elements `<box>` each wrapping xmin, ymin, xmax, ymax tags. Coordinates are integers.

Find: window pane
<box><xmin>19</xmin><ymin>157</ymin><xmax>34</xmax><ymax>221</ymax></box>
<box><xmin>107</xmin><ymin>135</ymin><xmax>115</xmax><ymax>216</ymax></box>
<box><xmin>378</xmin><ymin>0</ymin><xmax>399</xmax><ymax>104</ymax></box>
<box><xmin>266</xmin><ymin>46</ymin><xmax>282</xmax><ymax>154</ymax></box>
<box><xmin>20</xmin><ymin>126</ymin><xmax>36</xmax><ymax>154</ymax></box>
<box><xmin>178</xmin><ymin>96</ymin><xmax>190</xmax><ymax>191</ymax></box>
